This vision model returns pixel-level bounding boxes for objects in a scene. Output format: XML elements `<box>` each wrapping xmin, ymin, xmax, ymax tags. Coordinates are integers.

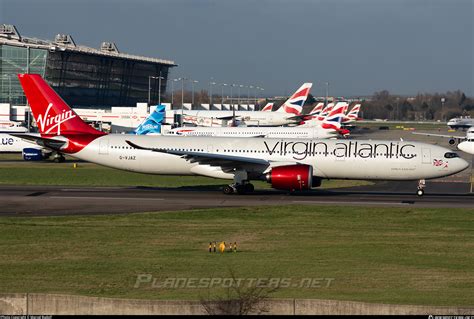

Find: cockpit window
<box><xmin>444</xmin><ymin>152</ymin><xmax>459</xmax><ymax>159</ymax></box>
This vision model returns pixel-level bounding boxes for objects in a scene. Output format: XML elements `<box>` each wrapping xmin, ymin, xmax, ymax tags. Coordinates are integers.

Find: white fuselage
<box><xmin>165</xmin><ymin>126</ymin><xmax>338</xmax><ymax>139</ymax></box>
<box><xmin>0</xmin><ymin>122</ymin><xmax>28</xmax><ymax>133</ymax></box>
<box><xmin>69</xmin><ymin>135</ymin><xmax>469</xmax><ymax>182</ymax></box>
<box><xmin>458</xmin><ymin>140</ymin><xmax>474</xmax><ymax>155</ymax></box>
<box><xmin>168</xmin><ymin>110</ymin><xmax>297</xmax><ymax>127</ymax></box>
<box><xmin>0</xmin><ymin>133</ymin><xmax>40</xmax><ymax>152</ymax></box>
<box><xmin>447</xmin><ymin>117</ymin><xmax>474</xmax><ymax>129</ymax></box>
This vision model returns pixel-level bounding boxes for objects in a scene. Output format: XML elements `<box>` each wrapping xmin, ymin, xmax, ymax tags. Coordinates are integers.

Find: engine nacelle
<box><xmin>22</xmin><ymin>148</ymin><xmax>45</xmax><ymax>161</ymax></box>
<box><xmin>265</xmin><ymin>164</ymin><xmax>313</xmax><ymax>191</ymax></box>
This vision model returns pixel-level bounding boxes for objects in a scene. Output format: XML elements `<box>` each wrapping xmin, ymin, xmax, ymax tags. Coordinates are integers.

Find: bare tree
<box><xmin>200</xmin><ymin>268</ymin><xmax>280</xmax><ymax>315</ymax></box>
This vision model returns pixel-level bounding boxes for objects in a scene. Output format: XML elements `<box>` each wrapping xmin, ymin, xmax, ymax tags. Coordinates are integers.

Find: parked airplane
<box><xmin>167</xmin><ymin>83</ymin><xmax>313</xmax><ymax>127</ymax></box>
<box><xmin>316</xmin><ymin>103</ymin><xmax>334</xmax><ymax>121</ymax></box>
<box><xmin>458</xmin><ymin>139</ymin><xmax>474</xmax><ymax>155</ymax></box>
<box><xmin>447</xmin><ymin>116</ymin><xmax>474</xmax><ymax>130</ymax></box>
<box><xmin>166</xmin><ymin>103</ymin><xmax>346</xmax><ymax>138</ymax></box>
<box><xmin>413</xmin><ymin>127</ymin><xmax>474</xmax><ymax>155</ymax></box>
<box><xmin>342</xmin><ymin>104</ymin><xmax>362</xmax><ymax>124</ymax></box>
<box><xmin>15</xmin><ymin>74</ymin><xmax>469</xmax><ymax>196</ymax></box>
<box><xmin>0</xmin><ymin>133</ymin><xmax>55</xmax><ymax>160</ymax></box>
<box><xmin>134</xmin><ymin>105</ymin><xmax>166</xmax><ymax>135</ymax></box>
<box><xmin>308</xmin><ymin>102</ymin><xmax>324</xmax><ymax>116</ymax></box>
<box><xmin>261</xmin><ymin>103</ymin><xmax>274</xmax><ymax>112</ymax></box>
<box><xmin>298</xmin><ymin>102</ymin><xmax>346</xmax><ymax>126</ymax></box>
<box><xmin>0</xmin><ymin>121</ymin><xmax>28</xmax><ymax>133</ymax></box>
<box><xmin>140</xmin><ymin>101</ymin><xmax>348</xmax><ymax>138</ymax></box>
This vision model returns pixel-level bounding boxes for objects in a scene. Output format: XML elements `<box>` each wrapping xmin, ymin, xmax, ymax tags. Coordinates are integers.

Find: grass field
<box><xmin>0</xmin><ymin>155</ymin><xmax>373</xmax><ymax>189</ymax></box>
<box><xmin>0</xmin><ymin>205</ymin><xmax>472</xmax><ymax>306</ymax></box>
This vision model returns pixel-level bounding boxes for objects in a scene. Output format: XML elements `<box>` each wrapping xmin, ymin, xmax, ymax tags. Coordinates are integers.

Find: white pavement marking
<box><xmin>50</xmin><ymin>196</ymin><xmax>165</xmax><ymax>201</ymax></box>
<box><xmin>291</xmin><ymin>200</ymin><xmax>414</xmax><ymax>205</ymax></box>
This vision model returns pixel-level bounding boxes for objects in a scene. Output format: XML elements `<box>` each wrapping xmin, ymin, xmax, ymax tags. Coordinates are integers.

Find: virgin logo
<box><xmin>37</xmin><ymin>103</ymin><xmax>77</xmax><ymax>135</ymax></box>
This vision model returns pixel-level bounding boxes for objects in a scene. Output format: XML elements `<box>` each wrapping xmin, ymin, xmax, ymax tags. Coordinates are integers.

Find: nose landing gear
<box><xmin>416</xmin><ymin>179</ymin><xmax>426</xmax><ymax>196</ymax></box>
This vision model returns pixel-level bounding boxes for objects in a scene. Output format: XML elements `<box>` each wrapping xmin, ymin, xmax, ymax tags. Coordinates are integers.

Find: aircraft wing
<box><xmin>412</xmin><ymin>132</ymin><xmax>466</xmax><ymax>140</ymax></box>
<box><xmin>286</xmin><ymin>114</ymin><xmax>312</xmax><ymax>121</ymax></box>
<box><xmin>126</xmin><ymin>140</ymin><xmax>296</xmax><ymax>172</ymax></box>
<box><xmin>10</xmin><ymin>133</ymin><xmax>66</xmax><ymax>150</ymax></box>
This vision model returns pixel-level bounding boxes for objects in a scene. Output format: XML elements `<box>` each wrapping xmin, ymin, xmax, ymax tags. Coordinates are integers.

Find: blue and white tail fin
<box><xmin>134</xmin><ymin>105</ymin><xmax>165</xmax><ymax>135</ymax></box>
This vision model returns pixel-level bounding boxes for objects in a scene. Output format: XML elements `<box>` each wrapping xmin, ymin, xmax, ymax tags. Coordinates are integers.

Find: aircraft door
<box><xmin>99</xmin><ymin>138</ymin><xmax>109</xmax><ymax>155</ymax></box>
<box><xmin>421</xmin><ymin>148</ymin><xmax>431</xmax><ymax>164</ymax></box>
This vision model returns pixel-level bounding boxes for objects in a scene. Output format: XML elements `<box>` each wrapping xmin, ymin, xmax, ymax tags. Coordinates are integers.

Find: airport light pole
<box><xmin>191</xmin><ymin>80</ymin><xmax>199</xmax><ymax>107</ymax></box>
<box><xmin>148</xmin><ymin>76</ymin><xmax>155</xmax><ymax>106</ymax></box>
<box><xmin>221</xmin><ymin>83</ymin><xmax>227</xmax><ymax>105</ymax></box>
<box><xmin>179</xmin><ymin>77</ymin><xmax>188</xmax><ymax>121</ymax></box>
<box><xmin>171</xmin><ymin>78</ymin><xmax>179</xmax><ymax>107</ymax></box>
<box><xmin>248</xmin><ymin>85</ymin><xmax>253</xmax><ymax>109</ymax></box>
<box><xmin>255</xmin><ymin>86</ymin><xmax>260</xmax><ymax>109</ymax></box>
<box><xmin>157</xmin><ymin>73</ymin><xmax>164</xmax><ymax>106</ymax></box>
<box><xmin>209</xmin><ymin>79</ymin><xmax>216</xmax><ymax>107</ymax></box>
<box><xmin>325</xmin><ymin>81</ymin><xmax>329</xmax><ymax>105</ymax></box>
<box><xmin>230</xmin><ymin>84</ymin><xmax>236</xmax><ymax>109</ymax></box>
<box><xmin>238</xmin><ymin>84</ymin><xmax>243</xmax><ymax>107</ymax></box>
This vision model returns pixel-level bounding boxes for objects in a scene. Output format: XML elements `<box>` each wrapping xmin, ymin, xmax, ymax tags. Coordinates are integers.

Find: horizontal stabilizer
<box><xmin>10</xmin><ymin>133</ymin><xmax>66</xmax><ymax>150</ymax></box>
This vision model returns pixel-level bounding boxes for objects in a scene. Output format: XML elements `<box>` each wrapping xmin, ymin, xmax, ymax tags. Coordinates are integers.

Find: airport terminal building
<box><xmin>0</xmin><ymin>24</ymin><xmax>177</xmax><ymax>107</ymax></box>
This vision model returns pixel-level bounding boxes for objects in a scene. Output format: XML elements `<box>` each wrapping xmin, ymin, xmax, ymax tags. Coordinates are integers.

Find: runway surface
<box><xmin>0</xmin><ymin>181</ymin><xmax>472</xmax><ymax>217</ymax></box>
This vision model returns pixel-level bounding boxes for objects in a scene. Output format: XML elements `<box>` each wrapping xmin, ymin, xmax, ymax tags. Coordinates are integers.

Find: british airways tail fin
<box><xmin>261</xmin><ymin>103</ymin><xmax>274</xmax><ymax>112</ymax></box>
<box><xmin>17</xmin><ymin>74</ymin><xmax>103</xmax><ymax>136</ymax></box>
<box><xmin>276</xmin><ymin>83</ymin><xmax>313</xmax><ymax>115</ymax></box>
<box><xmin>134</xmin><ymin>105</ymin><xmax>165</xmax><ymax>135</ymax></box>
<box><xmin>321</xmin><ymin>102</ymin><xmax>347</xmax><ymax>130</ymax></box>
<box><xmin>317</xmin><ymin>103</ymin><xmax>334</xmax><ymax>121</ymax></box>
<box><xmin>309</xmin><ymin>102</ymin><xmax>324</xmax><ymax>115</ymax></box>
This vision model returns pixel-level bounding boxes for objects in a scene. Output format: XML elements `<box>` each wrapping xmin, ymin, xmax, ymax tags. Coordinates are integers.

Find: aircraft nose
<box><xmin>457</xmin><ymin>158</ymin><xmax>470</xmax><ymax>172</ymax></box>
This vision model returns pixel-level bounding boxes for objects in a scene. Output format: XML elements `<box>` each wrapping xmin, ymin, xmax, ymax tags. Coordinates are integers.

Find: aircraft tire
<box><xmin>244</xmin><ymin>183</ymin><xmax>255</xmax><ymax>193</ymax></box>
<box><xmin>223</xmin><ymin>185</ymin><xmax>234</xmax><ymax>195</ymax></box>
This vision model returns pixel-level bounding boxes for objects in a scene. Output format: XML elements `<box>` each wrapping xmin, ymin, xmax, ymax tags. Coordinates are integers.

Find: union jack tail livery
<box><xmin>17</xmin><ymin>74</ymin><xmax>103</xmax><ymax>137</ymax></box>
<box><xmin>276</xmin><ymin>83</ymin><xmax>313</xmax><ymax>115</ymax></box>
<box><xmin>342</xmin><ymin>104</ymin><xmax>362</xmax><ymax>123</ymax></box>
<box><xmin>261</xmin><ymin>103</ymin><xmax>274</xmax><ymax>112</ymax></box>
<box><xmin>317</xmin><ymin>103</ymin><xmax>334</xmax><ymax>121</ymax></box>
<box><xmin>321</xmin><ymin>102</ymin><xmax>347</xmax><ymax>131</ymax></box>
<box><xmin>309</xmin><ymin>102</ymin><xmax>324</xmax><ymax>116</ymax></box>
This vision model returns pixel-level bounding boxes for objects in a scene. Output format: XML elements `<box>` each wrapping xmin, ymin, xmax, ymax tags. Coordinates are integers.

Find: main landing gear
<box><xmin>416</xmin><ymin>179</ymin><xmax>426</xmax><ymax>197</ymax></box>
<box><xmin>223</xmin><ymin>170</ymin><xmax>255</xmax><ymax>195</ymax></box>
<box><xmin>53</xmin><ymin>153</ymin><xmax>66</xmax><ymax>163</ymax></box>
<box><xmin>223</xmin><ymin>183</ymin><xmax>255</xmax><ymax>195</ymax></box>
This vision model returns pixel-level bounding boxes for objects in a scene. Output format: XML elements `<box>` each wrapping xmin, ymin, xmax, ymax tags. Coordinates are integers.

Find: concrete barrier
<box><xmin>0</xmin><ymin>293</ymin><xmax>472</xmax><ymax>315</ymax></box>
<box><xmin>27</xmin><ymin>294</ymin><xmax>207</xmax><ymax>315</ymax></box>
<box><xmin>295</xmin><ymin>299</ymin><xmax>474</xmax><ymax>315</ymax></box>
<box><xmin>0</xmin><ymin>293</ymin><xmax>27</xmax><ymax>315</ymax></box>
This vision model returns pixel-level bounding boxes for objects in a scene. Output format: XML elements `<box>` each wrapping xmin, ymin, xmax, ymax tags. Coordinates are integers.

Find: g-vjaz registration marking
<box><xmin>119</xmin><ymin>155</ymin><xmax>136</xmax><ymax>160</ymax></box>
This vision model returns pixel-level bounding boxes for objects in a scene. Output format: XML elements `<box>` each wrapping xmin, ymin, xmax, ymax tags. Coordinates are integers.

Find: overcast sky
<box><xmin>2</xmin><ymin>0</ymin><xmax>473</xmax><ymax>97</ymax></box>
